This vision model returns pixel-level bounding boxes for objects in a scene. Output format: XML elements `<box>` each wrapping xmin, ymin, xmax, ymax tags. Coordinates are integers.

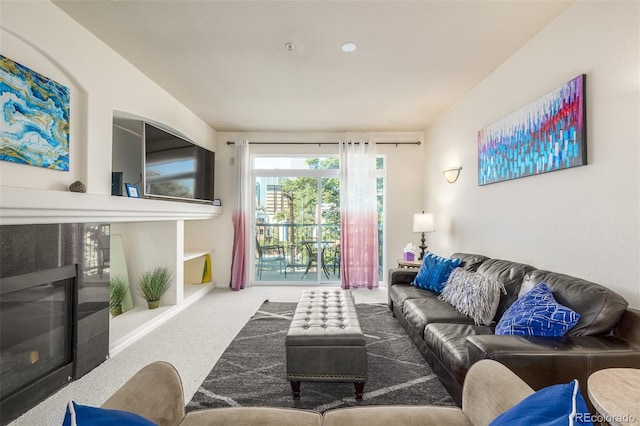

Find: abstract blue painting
<box><xmin>0</xmin><ymin>55</ymin><xmax>70</xmax><ymax>171</ymax></box>
<box><xmin>478</xmin><ymin>75</ymin><xmax>586</xmax><ymax>185</ymax></box>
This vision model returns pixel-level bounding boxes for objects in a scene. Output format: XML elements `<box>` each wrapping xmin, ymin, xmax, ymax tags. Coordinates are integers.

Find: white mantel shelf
<box><xmin>0</xmin><ymin>186</ymin><xmax>222</xmax><ymax>225</ymax></box>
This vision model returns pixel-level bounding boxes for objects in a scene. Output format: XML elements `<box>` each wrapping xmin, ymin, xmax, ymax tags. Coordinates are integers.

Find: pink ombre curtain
<box><xmin>339</xmin><ymin>141</ymin><xmax>379</xmax><ymax>289</ymax></box>
<box><xmin>230</xmin><ymin>139</ymin><xmax>250</xmax><ymax>291</ymax></box>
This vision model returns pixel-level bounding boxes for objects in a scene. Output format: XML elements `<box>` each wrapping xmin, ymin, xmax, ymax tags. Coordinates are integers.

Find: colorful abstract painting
<box><xmin>478</xmin><ymin>75</ymin><xmax>586</xmax><ymax>185</ymax></box>
<box><xmin>0</xmin><ymin>55</ymin><xmax>70</xmax><ymax>171</ymax></box>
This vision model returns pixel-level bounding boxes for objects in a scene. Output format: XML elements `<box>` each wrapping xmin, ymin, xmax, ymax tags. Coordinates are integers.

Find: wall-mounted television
<box><xmin>142</xmin><ymin>122</ymin><xmax>215</xmax><ymax>203</ymax></box>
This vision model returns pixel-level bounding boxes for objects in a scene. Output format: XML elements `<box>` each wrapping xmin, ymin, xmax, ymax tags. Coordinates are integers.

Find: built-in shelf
<box><xmin>0</xmin><ymin>187</ymin><xmax>224</xmax><ymax>356</ymax></box>
<box><xmin>184</xmin><ymin>248</ymin><xmax>214</xmax><ymax>285</ymax></box>
<box><xmin>184</xmin><ymin>249</ymin><xmax>213</xmax><ymax>262</ymax></box>
<box><xmin>109</xmin><ymin>281</ymin><xmax>215</xmax><ymax>356</ymax></box>
<box><xmin>107</xmin><ymin>219</ymin><xmax>218</xmax><ymax>356</ymax></box>
<box><xmin>184</xmin><ymin>282</ymin><xmax>213</xmax><ymax>299</ymax></box>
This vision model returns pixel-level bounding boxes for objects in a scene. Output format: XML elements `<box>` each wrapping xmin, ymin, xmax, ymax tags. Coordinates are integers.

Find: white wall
<box><xmin>0</xmin><ymin>1</ymin><xmax>216</xmax><ymax>197</ymax></box>
<box><xmin>211</xmin><ymin>131</ymin><xmax>425</xmax><ymax>287</ymax></box>
<box><xmin>112</xmin><ymin>124</ymin><xmax>142</xmax><ymax>192</ymax></box>
<box><xmin>423</xmin><ymin>1</ymin><xmax>639</xmax><ymax>307</ymax></box>
<box><xmin>0</xmin><ymin>2</ymin><xmax>424</xmax><ymax>292</ymax></box>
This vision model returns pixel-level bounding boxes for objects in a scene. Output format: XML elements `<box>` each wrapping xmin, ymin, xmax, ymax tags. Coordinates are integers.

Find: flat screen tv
<box><xmin>142</xmin><ymin>122</ymin><xmax>215</xmax><ymax>203</ymax></box>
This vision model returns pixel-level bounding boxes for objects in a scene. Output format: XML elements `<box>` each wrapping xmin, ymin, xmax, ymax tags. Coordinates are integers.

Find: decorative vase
<box><xmin>110</xmin><ymin>305</ymin><xmax>123</xmax><ymax>317</ymax></box>
<box><xmin>147</xmin><ymin>300</ymin><xmax>160</xmax><ymax>309</ymax></box>
<box><xmin>69</xmin><ymin>180</ymin><xmax>87</xmax><ymax>193</ymax></box>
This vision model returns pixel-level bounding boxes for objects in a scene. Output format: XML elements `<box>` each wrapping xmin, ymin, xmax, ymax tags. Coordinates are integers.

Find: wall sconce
<box><xmin>443</xmin><ymin>166</ymin><xmax>462</xmax><ymax>183</ymax></box>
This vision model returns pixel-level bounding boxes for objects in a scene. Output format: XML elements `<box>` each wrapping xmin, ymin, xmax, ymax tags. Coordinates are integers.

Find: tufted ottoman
<box><xmin>285</xmin><ymin>289</ymin><xmax>367</xmax><ymax>401</ymax></box>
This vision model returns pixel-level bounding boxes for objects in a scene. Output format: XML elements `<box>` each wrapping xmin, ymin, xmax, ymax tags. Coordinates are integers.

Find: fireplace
<box><xmin>0</xmin><ymin>224</ymin><xmax>110</xmax><ymax>425</ymax></box>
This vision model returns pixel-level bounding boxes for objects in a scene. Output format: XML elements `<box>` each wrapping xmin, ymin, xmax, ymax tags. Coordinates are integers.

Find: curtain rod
<box><xmin>226</xmin><ymin>140</ymin><xmax>421</xmax><ymax>146</ymax></box>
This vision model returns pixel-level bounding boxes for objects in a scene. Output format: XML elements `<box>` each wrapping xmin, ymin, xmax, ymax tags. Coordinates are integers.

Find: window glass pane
<box><xmin>252</xmin><ymin>155</ymin><xmax>385</xmax><ymax>284</ymax></box>
<box><xmin>377</xmin><ymin>176</ymin><xmax>384</xmax><ymax>280</ymax></box>
<box><xmin>321</xmin><ymin>177</ymin><xmax>341</xmax><ymax>281</ymax></box>
<box><xmin>254</xmin><ymin>157</ymin><xmax>338</xmax><ymax>170</ymax></box>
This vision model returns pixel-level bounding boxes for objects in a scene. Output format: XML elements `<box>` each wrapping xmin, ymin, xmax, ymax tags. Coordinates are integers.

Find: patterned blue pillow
<box><xmin>411</xmin><ymin>252</ymin><xmax>462</xmax><ymax>293</ymax></box>
<box><xmin>495</xmin><ymin>282</ymin><xmax>580</xmax><ymax>336</ymax></box>
<box><xmin>489</xmin><ymin>379</ymin><xmax>593</xmax><ymax>426</ymax></box>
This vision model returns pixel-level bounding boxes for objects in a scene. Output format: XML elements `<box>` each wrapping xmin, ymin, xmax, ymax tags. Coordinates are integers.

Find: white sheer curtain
<box><xmin>339</xmin><ymin>140</ymin><xmax>379</xmax><ymax>289</ymax></box>
<box><xmin>230</xmin><ymin>139</ymin><xmax>250</xmax><ymax>291</ymax></box>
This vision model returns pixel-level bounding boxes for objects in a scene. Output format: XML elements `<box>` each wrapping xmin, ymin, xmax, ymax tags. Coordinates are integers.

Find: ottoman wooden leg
<box><xmin>290</xmin><ymin>380</ymin><xmax>301</xmax><ymax>400</ymax></box>
<box><xmin>354</xmin><ymin>382</ymin><xmax>365</xmax><ymax>401</ymax></box>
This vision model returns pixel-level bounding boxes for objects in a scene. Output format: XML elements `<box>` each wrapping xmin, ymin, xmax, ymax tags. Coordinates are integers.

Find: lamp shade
<box><xmin>443</xmin><ymin>166</ymin><xmax>462</xmax><ymax>183</ymax></box>
<box><xmin>413</xmin><ymin>212</ymin><xmax>435</xmax><ymax>233</ymax></box>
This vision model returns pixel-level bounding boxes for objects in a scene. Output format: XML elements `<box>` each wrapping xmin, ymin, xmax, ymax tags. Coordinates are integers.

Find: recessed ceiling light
<box><xmin>285</xmin><ymin>42</ymin><xmax>295</xmax><ymax>51</ymax></box>
<box><xmin>341</xmin><ymin>42</ymin><xmax>357</xmax><ymax>53</ymax></box>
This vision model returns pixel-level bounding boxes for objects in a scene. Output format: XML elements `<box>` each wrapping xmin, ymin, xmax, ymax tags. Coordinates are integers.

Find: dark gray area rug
<box><xmin>186</xmin><ymin>301</ymin><xmax>455</xmax><ymax>413</ymax></box>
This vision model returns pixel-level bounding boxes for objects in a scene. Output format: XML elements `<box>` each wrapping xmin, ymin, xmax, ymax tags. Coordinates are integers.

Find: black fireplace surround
<box><xmin>0</xmin><ymin>223</ymin><xmax>110</xmax><ymax>425</ymax></box>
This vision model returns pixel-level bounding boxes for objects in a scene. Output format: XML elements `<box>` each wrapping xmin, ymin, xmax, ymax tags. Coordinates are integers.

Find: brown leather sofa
<box><xmin>388</xmin><ymin>252</ymin><xmax>640</xmax><ymax>406</ymax></box>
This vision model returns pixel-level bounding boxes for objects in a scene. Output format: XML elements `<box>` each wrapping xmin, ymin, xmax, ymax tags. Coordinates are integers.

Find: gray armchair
<box><xmin>101</xmin><ymin>359</ymin><xmax>536</xmax><ymax>426</ymax></box>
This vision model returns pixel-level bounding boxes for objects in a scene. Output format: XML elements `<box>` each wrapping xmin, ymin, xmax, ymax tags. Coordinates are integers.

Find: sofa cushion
<box><xmin>412</xmin><ymin>252</ymin><xmax>462</xmax><ymax>293</ymax></box>
<box><xmin>450</xmin><ymin>253</ymin><xmax>490</xmax><ymax>272</ymax></box>
<box><xmin>495</xmin><ymin>282</ymin><xmax>580</xmax><ymax>337</ymax></box>
<box><xmin>389</xmin><ymin>284</ymin><xmax>439</xmax><ymax>313</ymax></box>
<box><xmin>404</xmin><ymin>298</ymin><xmax>475</xmax><ymax>333</ymax></box>
<box><xmin>489</xmin><ymin>380</ymin><xmax>592</xmax><ymax>426</ymax></box>
<box><xmin>520</xmin><ymin>270</ymin><xmax>628</xmax><ymax>336</ymax></box>
<box><xmin>440</xmin><ymin>268</ymin><xmax>505</xmax><ymax>326</ymax></box>
<box><xmin>323</xmin><ymin>406</ymin><xmax>472</xmax><ymax>426</ymax></box>
<box><xmin>182</xmin><ymin>407</ymin><xmax>323</xmax><ymax>426</ymax></box>
<box><xmin>476</xmin><ymin>258</ymin><xmax>536</xmax><ymax>322</ymax></box>
<box><xmin>423</xmin><ymin>323</ymin><xmax>493</xmax><ymax>384</ymax></box>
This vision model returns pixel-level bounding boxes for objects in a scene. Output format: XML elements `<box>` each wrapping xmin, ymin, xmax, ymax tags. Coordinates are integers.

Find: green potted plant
<box><xmin>137</xmin><ymin>266</ymin><xmax>172</xmax><ymax>309</ymax></box>
<box><xmin>109</xmin><ymin>276</ymin><xmax>127</xmax><ymax>317</ymax></box>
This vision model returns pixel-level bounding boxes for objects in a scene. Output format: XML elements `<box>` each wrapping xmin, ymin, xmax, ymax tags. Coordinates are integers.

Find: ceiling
<box><xmin>53</xmin><ymin>0</ymin><xmax>574</xmax><ymax>133</ymax></box>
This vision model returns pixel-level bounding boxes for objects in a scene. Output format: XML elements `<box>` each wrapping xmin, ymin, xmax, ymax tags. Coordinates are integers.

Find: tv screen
<box><xmin>143</xmin><ymin>122</ymin><xmax>215</xmax><ymax>203</ymax></box>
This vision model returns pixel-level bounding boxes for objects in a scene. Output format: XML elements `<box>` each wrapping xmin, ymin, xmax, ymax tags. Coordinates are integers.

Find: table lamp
<box><xmin>413</xmin><ymin>212</ymin><xmax>435</xmax><ymax>260</ymax></box>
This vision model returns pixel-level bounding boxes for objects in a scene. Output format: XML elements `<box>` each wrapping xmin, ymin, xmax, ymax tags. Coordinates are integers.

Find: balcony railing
<box><xmin>255</xmin><ymin>223</ymin><xmax>382</xmax><ymax>281</ymax></box>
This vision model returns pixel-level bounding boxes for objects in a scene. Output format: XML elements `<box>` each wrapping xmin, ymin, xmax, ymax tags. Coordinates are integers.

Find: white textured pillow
<box><xmin>439</xmin><ymin>267</ymin><xmax>506</xmax><ymax>326</ymax></box>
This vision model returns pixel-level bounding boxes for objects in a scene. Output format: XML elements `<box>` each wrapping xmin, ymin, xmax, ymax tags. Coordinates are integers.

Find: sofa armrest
<box><xmin>388</xmin><ymin>268</ymin><xmax>418</xmax><ymax>286</ymax></box>
<box><xmin>388</xmin><ymin>268</ymin><xmax>419</xmax><ymax>310</ymax></box>
<box><xmin>461</xmin><ymin>359</ymin><xmax>534</xmax><ymax>426</ymax></box>
<box><xmin>102</xmin><ymin>361</ymin><xmax>185</xmax><ymax>426</ymax></box>
<box><xmin>467</xmin><ymin>334</ymin><xmax>640</xmax><ymax>407</ymax></box>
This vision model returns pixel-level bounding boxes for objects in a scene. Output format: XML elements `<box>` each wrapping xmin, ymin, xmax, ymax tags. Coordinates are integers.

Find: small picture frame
<box><xmin>125</xmin><ymin>183</ymin><xmax>140</xmax><ymax>198</ymax></box>
<box><xmin>212</xmin><ymin>198</ymin><xmax>222</xmax><ymax>206</ymax></box>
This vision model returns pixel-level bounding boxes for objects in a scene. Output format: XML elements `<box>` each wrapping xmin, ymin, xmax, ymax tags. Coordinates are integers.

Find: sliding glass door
<box><xmin>252</xmin><ymin>156</ymin><xmax>384</xmax><ymax>285</ymax></box>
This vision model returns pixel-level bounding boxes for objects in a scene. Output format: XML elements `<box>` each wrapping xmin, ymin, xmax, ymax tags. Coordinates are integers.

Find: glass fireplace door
<box><xmin>0</xmin><ymin>266</ymin><xmax>74</xmax><ymax>402</ymax></box>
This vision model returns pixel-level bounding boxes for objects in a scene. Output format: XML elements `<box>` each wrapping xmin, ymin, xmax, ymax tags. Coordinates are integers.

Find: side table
<box><xmin>587</xmin><ymin>368</ymin><xmax>640</xmax><ymax>426</ymax></box>
<box><xmin>397</xmin><ymin>259</ymin><xmax>422</xmax><ymax>269</ymax></box>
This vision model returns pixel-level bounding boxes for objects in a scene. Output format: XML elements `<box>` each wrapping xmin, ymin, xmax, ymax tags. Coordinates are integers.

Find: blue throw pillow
<box><xmin>490</xmin><ymin>379</ymin><xmax>593</xmax><ymax>426</ymax></box>
<box><xmin>411</xmin><ymin>252</ymin><xmax>461</xmax><ymax>293</ymax></box>
<box><xmin>495</xmin><ymin>282</ymin><xmax>580</xmax><ymax>336</ymax></box>
<box><xmin>62</xmin><ymin>401</ymin><xmax>157</xmax><ymax>426</ymax></box>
